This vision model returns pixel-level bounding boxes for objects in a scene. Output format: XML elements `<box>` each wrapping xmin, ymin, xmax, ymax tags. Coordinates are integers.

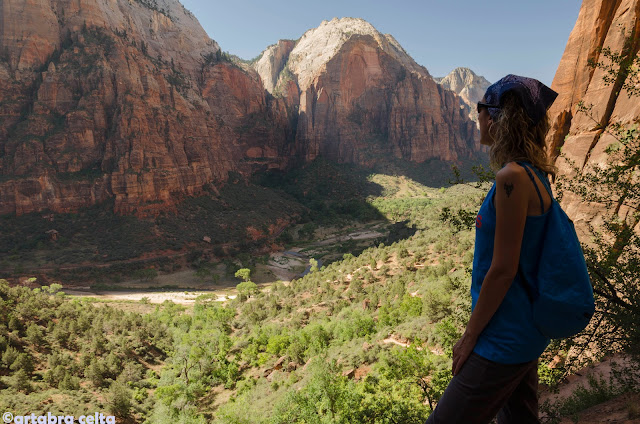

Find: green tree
<box><xmin>10</xmin><ymin>369</ymin><xmax>32</xmax><ymax>393</ymax></box>
<box><xmin>86</xmin><ymin>357</ymin><xmax>107</xmax><ymax>388</ymax></box>
<box><xmin>195</xmin><ymin>266</ymin><xmax>211</xmax><ymax>282</ymax></box>
<box><xmin>59</xmin><ymin>373</ymin><xmax>80</xmax><ymax>390</ymax></box>
<box><xmin>108</xmin><ymin>381</ymin><xmax>132</xmax><ymax>419</ymax></box>
<box><xmin>134</xmin><ymin>268</ymin><xmax>158</xmax><ymax>282</ymax></box>
<box><xmin>42</xmin><ymin>283</ymin><xmax>63</xmax><ymax>294</ymax></box>
<box><xmin>8</xmin><ymin>315</ymin><xmax>23</xmax><ymax>334</ymax></box>
<box><xmin>26</xmin><ymin>323</ymin><xmax>45</xmax><ymax>346</ymax></box>
<box><xmin>379</xmin><ymin>341</ymin><xmax>450</xmax><ymax>410</ymax></box>
<box><xmin>10</xmin><ymin>352</ymin><xmax>35</xmax><ymax>375</ymax></box>
<box><xmin>270</xmin><ymin>357</ymin><xmax>361</xmax><ymax>423</ymax></box>
<box><xmin>2</xmin><ymin>346</ymin><xmax>19</xmax><ymax>368</ymax></box>
<box><xmin>235</xmin><ymin>268</ymin><xmax>251</xmax><ymax>282</ymax></box>
<box><xmin>235</xmin><ymin>268</ymin><xmax>259</xmax><ymax>301</ymax></box>
<box><xmin>236</xmin><ymin>281</ymin><xmax>259</xmax><ymax>301</ymax></box>
<box><xmin>309</xmin><ymin>258</ymin><xmax>319</xmax><ymax>273</ymax></box>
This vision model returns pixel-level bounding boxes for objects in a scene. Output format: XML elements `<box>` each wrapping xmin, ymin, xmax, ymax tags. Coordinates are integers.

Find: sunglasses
<box><xmin>477</xmin><ymin>102</ymin><xmax>501</xmax><ymax>114</ymax></box>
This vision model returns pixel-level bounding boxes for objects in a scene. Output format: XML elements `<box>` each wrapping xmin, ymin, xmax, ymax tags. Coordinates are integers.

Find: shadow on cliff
<box><xmin>254</xmin><ymin>157</ymin><xmax>387</xmax><ymax>225</ymax></box>
<box><xmin>252</xmin><ymin>154</ymin><xmax>490</xmax><ymax>244</ymax></box>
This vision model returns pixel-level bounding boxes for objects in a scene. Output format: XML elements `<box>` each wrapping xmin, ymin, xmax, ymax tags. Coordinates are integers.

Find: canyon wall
<box><xmin>547</xmin><ymin>0</ymin><xmax>640</xmax><ymax>230</ymax></box>
<box><xmin>0</xmin><ymin>5</ymin><xmax>479</xmax><ymax>216</ymax></box>
<box><xmin>0</xmin><ymin>0</ymin><xmax>292</xmax><ymax>215</ymax></box>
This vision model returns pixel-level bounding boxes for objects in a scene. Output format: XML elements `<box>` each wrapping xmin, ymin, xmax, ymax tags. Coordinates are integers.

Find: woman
<box><xmin>425</xmin><ymin>75</ymin><xmax>558</xmax><ymax>424</ymax></box>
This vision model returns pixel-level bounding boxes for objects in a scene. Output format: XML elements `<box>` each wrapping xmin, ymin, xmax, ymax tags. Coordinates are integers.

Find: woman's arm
<box><xmin>452</xmin><ymin>164</ymin><xmax>529</xmax><ymax>375</ymax></box>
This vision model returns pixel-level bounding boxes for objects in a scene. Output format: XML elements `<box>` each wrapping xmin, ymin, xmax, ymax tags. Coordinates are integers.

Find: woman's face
<box><xmin>478</xmin><ymin>101</ymin><xmax>494</xmax><ymax>146</ymax></box>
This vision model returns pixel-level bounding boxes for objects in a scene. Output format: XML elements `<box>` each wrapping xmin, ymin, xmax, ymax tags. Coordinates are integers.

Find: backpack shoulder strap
<box><xmin>516</xmin><ymin>161</ymin><xmax>546</xmax><ymax>215</ymax></box>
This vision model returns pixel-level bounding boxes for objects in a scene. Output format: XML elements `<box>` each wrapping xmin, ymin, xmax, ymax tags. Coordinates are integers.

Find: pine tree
<box><xmin>10</xmin><ymin>369</ymin><xmax>32</xmax><ymax>393</ymax></box>
<box><xmin>108</xmin><ymin>381</ymin><xmax>132</xmax><ymax>419</ymax></box>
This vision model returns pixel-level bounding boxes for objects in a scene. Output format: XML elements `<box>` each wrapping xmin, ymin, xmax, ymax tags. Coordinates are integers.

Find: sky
<box><xmin>179</xmin><ymin>0</ymin><xmax>583</xmax><ymax>86</ymax></box>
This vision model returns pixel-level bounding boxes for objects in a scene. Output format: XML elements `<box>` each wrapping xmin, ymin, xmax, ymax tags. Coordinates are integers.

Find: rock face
<box><xmin>0</xmin><ymin>0</ymin><xmax>292</xmax><ymax>215</ymax></box>
<box><xmin>435</xmin><ymin>67</ymin><xmax>491</xmax><ymax>123</ymax></box>
<box><xmin>0</xmin><ymin>0</ymin><xmax>215</xmax><ymax>73</ymax></box>
<box><xmin>254</xmin><ymin>40</ymin><xmax>296</xmax><ymax>95</ymax></box>
<box><xmin>0</xmin><ymin>8</ymin><xmax>479</xmax><ymax>216</ymax></box>
<box><xmin>254</xmin><ymin>17</ymin><xmax>479</xmax><ymax>166</ymax></box>
<box><xmin>546</xmin><ymin>0</ymin><xmax>640</xmax><ymax>228</ymax></box>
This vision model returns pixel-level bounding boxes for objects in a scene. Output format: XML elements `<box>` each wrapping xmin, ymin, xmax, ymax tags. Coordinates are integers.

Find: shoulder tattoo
<box><xmin>503</xmin><ymin>182</ymin><xmax>514</xmax><ymax>198</ymax></box>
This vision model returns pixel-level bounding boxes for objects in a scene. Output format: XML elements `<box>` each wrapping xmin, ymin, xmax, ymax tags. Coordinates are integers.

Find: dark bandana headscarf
<box><xmin>482</xmin><ymin>74</ymin><xmax>558</xmax><ymax>125</ymax></box>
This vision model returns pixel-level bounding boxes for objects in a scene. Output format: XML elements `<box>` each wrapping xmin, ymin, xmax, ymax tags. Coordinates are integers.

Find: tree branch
<box><xmin>588</xmin><ymin>264</ymin><xmax>633</xmax><ymax>310</ymax></box>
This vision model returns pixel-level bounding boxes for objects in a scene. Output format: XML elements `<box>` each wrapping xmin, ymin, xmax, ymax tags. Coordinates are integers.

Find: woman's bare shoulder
<box><xmin>495</xmin><ymin>162</ymin><xmax>528</xmax><ymax>183</ymax></box>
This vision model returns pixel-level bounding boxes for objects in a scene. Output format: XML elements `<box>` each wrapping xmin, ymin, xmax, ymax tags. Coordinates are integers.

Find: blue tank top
<box><xmin>471</xmin><ymin>163</ymin><xmax>551</xmax><ymax>364</ymax></box>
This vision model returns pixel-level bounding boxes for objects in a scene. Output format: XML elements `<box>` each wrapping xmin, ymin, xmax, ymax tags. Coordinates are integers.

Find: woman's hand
<box><xmin>452</xmin><ymin>331</ymin><xmax>478</xmax><ymax>376</ymax></box>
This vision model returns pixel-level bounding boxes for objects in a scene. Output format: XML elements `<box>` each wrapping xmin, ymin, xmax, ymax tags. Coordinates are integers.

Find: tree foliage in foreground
<box><xmin>0</xmin><ymin>280</ymin><xmax>172</xmax><ymax>421</ymax></box>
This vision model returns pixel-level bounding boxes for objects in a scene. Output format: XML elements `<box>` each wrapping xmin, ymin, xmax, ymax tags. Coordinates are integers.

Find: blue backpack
<box><xmin>517</xmin><ymin>162</ymin><xmax>595</xmax><ymax>339</ymax></box>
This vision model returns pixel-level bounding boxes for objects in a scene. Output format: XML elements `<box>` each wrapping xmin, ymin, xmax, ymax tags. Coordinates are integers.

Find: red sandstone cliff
<box><xmin>254</xmin><ymin>18</ymin><xmax>479</xmax><ymax>167</ymax></box>
<box><xmin>0</xmin><ymin>0</ymin><xmax>293</xmax><ymax>215</ymax></box>
<box><xmin>547</xmin><ymin>0</ymin><xmax>640</xmax><ymax>229</ymax></box>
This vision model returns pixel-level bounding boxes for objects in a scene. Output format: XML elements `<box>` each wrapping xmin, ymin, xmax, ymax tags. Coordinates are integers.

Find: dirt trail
<box><xmin>381</xmin><ymin>337</ymin><xmax>411</xmax><ymax>348</ymax></box>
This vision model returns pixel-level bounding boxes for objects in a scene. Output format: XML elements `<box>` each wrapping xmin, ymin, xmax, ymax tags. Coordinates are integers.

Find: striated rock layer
<box><xmin>547</xmin><ymin>0</ymin><xmax>640</xmax><ymax>230</ymax></box>
<box><xmin>0</xmin><ymin>0</ymin><xmax>292</xmax><ymax>215</ymax></box>
<box><xmin>0</xmin><ymin>7</ymin><xmax>479</xmax><ymax>216</ymax></box>
<box><xmin>254</xmin><ymin>18</ymin><xmax>480</xmax><ymax>167</ymax></box>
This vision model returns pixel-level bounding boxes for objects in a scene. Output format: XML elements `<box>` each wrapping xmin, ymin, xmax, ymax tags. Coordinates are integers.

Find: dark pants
<box><xmin>425</xmin><ymin>352</ymin><xmax>539</xmax><ymax>424</ymax></box>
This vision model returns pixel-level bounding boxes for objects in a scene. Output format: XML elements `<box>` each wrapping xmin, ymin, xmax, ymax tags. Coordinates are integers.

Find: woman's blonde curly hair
<box><xmin>488</xmin><ymin>92</ymin><xmax>556</xmax><ymax>178</ymax></box>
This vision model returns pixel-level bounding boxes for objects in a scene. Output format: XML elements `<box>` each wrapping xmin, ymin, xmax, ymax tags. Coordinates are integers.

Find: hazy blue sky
<box><xmin>180</xmin><ymin>0</ymin><xmax>583</xmax><ymax>86</ymax></box>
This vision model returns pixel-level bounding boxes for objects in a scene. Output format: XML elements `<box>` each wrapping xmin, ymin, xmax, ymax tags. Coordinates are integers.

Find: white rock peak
<box><xmin>435</xmin><ymin>67</ymin><xmax>490</xmax><ymax>124</ymax></box>
<box><xmin>285</xmin><ymin>17</ymin><xmax>429</xmax><ymax>91</ymax></box>
<box><xmin>436</xmin><ymin>67</ymin><xmax>490</xmax><ymax>104</ymax></box>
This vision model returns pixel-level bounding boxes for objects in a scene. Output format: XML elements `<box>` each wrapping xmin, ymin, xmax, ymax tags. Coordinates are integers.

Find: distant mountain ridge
<box><xmin>435</xmin><ymin>67</ymin><xmax>491</xmax><ymax>123</ymax></box>
<box><xmin>255</xmin><ymin>18</ymin><xmax>429</xmax><ymax>94</ymax></box>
